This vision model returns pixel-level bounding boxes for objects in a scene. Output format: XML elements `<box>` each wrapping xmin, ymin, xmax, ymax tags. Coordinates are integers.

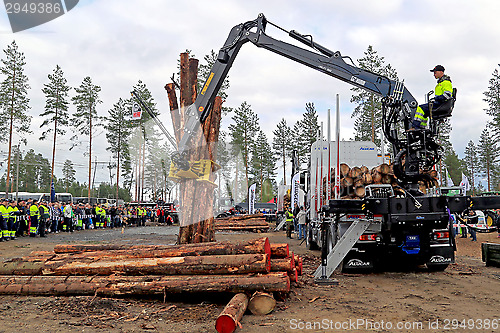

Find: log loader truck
<box><xmin>169</xmin><ymin>14</ymin><xmax>500</xmax><ymax>276</ymax></box>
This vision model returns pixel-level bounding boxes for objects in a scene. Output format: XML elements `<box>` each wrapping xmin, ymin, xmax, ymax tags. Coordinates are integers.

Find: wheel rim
<box><xmin>486</xmin><ymin>215</ymin><xmax>494</xmax><ymax>227</ymax></box>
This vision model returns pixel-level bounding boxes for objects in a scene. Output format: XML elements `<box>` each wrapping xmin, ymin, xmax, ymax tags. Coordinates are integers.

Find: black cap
<box><xmin>430</xmin><ymin>65</ymin><xmax>445</xmax><ymax>72</ymax></box>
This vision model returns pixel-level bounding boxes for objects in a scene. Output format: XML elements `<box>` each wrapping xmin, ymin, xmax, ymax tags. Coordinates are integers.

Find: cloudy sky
<box><xmin>0</xmin><ymin>0</ymin><xmax>498</xmax><ymax>187</ymax></box>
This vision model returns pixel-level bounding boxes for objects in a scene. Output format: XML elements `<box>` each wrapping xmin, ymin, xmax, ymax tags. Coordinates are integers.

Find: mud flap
<box><xmin>427</xmin><ymin>246</ymin><xmax>455</xmax><ymax>267</ymax></box>
<box><xmin>342</xmin><ymin>250</ymin><xmax>374</xmax><ymax>272</ymax></box>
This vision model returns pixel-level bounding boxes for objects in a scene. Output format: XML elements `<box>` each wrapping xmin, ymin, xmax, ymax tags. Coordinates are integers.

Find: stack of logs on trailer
<box><xmin>0</xmin><ymin>237</ymin><xmax>302</xmax><ymax>297</ymax></box>
<box><xmin>323</xmin><ymin>163</ymin><xmax>440</xmax><ymax>199</ymax></box>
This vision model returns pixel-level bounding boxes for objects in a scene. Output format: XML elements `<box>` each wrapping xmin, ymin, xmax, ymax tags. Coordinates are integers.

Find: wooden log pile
<box><xmin>214</xmin><ymin>214</ymin><xmax>270</xmax><ymax>233</ymax></box>
<box><xmin>214</xmin><ymin>243</ymin><xmax>304</xmax><ymax>333</ymax></box>
<box><xmin>323</xmin><ymin>163</ymin><xmax>441</xmax><ymax>199</ymax></box>
<box><xmin>0</xmin><ymin>237</ymin><xmax>304</xmax><ymax>298</ymax></box>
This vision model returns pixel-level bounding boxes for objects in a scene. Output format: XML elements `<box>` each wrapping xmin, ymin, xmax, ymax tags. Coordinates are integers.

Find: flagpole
<box><xmin>335</xmin><ymin>94</ymin><xmax>340</xmax><ymax>199</ymax></box>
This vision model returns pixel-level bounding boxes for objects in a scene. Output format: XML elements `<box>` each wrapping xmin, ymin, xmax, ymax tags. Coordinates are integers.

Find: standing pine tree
<box><xmin>272</xmin><ymin>118</ymin><xmax>292</xmax><ymax>185</ymax></box>
<box><xmin>217</xmin><ymin>131</ymin><xmax>232</xmax><ymax>199</ymax></box>
<box><xmin>292</xmin><ymin>102</ymin><xmax>319</xmax><ymax>165</ymax></box>
<box><xmin>250</xmin><ymin>130</ymin><xmax>276</xmax><ymax>200</ymax></box>
<box><xmin>62</xmin><ymin>159</ymin><xmax>76</xmax><ymax>192</ymax></box>
<box><xmin>40</xmin><ymin>65</ymin><xmax>71</xmax><ymax>190</ymax></box>
<box><xmin>463</xmin><ymin>140</ymin><xmax>478</xmax><ymax>194</ymax></box>
<box><xmin>477</xmin><ymin>126</ymin><xmax>499</xmax><ymax>191</ymax></box>
<box><xmin>350</xmin><ymin>45</ymin><xmax>398</xmax><ymax>145</ymax></box>
<box><xmin>105</xmin><ymin>98</ymin><xmax>131</xmax><ymax>200</ymax></box>
<box><xmin>128</xmin><ymin>81</ymin><xmax>159</xmax><ymax>201</ymax></box>
<box><xmin>228</xmin><ymin>101</ymin><xmax>260</xmax><ymax>185</ymax></box>
<box><xmin>71</xmin><ymin>76</ymin><xmax>102</xmax><ymax>199</ymax></box>
<box><xmin>0</xmin><ymin>40</ymin><xmax>31</xmax><ymax>197</ymax></box>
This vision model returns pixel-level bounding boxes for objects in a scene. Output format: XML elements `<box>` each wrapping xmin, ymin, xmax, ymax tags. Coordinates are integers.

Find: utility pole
<box><xmin>92</xmin><ymin>156</ymin><xmax>98</xmax><ymax>196</ymax></box>
<box><xmin>15</xmin><ymin>144</ymin><xmax>20</xmax><ymax>201</ymax></box>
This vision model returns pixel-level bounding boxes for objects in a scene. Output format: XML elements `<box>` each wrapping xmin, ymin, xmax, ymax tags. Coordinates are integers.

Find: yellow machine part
<box><xmin>169</xmin><ymin>159</ymin><xmax>220</xmax><ymax>186</ymax></box>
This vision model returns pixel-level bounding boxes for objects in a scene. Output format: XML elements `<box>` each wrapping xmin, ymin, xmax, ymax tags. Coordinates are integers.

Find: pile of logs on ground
<box><xmin>215</xmin><ymin>242</ymin><xmax>302</xmax><ymax>333</ymax></box>
<box><xmin>0</xmin><ymin>237</ymin><xmax>303</xmax><ymax>299</ymax></box>
<box><xmin>324</xmin><ymin>163</ymin><xmax>440</xmax><ymax>199</ymax></box>
<box><xmin>214</xmin><ymin>213</ymin><xmax>270</xmax><ymax>233</ymax></box>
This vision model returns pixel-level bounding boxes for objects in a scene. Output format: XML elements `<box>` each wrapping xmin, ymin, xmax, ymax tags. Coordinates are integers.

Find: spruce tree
<box><xmin>0</xmin><ymin>40</ymin><xmax>31</xmax><ymax>196</ymax></box>
<box><xmin>350</xmin><ymin>45</ymin><xmax>398</xmax><ymax>145</ymax></box>
<box><xmin>477</xmin><ymin>126</ymin><xmax>499</xmax><ymax>191</ymax></box>
<box><xmin>40</xmin><ymin>65</ymin><xmax>71</xmax><ymax>189</ymax></box>
<box><xmin>483</xmin><ymin>66</ymin><xmax>500</xmax><ymax>140</ymax></box>
<box><xmin>250</xmin><ymin>130</ymin><xmax>276</xmax><ymax>200</ymax></box>
<box><xmin>71</xmin><ymin>76</ymin><xmax>102</xmax><ymax>199</ymax></box>
<box><xmin>228</xmin><ymin>101</ymin><xmax>260</xmax><ymax>184</ymax></box>
<box><xmin>62</xmin><ymin>159</ymin><xmax>76</xmax><ymax>192</ymax></box>
<box><xmin>272</xmin><ymin>118</ymin><xmax>292</xmax><ymax>185</ymax></box>
<box><xmin>292</xmin><ymin>102</ymin><xmax>319</xmax><ymax>165</ymax></box>
<box><xmin>463</xmin><ymin>140</ymin><xmax>478</xmax><ymax>194</ymax></box>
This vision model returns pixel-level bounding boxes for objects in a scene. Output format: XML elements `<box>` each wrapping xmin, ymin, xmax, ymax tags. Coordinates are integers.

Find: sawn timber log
<box><xmin>0</xmin><ymin>273</ymin><xmax>291</xmax><ymax>296</ymax></box>
<box><xmin>41</xmin><ymin>253</ymin><xmax>271</xmax><ymax>276</ymax></box>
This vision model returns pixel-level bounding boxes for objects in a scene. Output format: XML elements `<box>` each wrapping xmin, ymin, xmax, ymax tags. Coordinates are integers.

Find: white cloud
<box><xmin>0</xmin><ymin>0</ymin><xmax>498</xmax><ymax>186</ymax></box>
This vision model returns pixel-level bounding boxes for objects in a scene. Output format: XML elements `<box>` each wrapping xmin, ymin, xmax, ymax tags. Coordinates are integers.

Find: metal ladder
<box><xmin>314</xmin><ymin>219</ymin><xmax>372</xmax><ymax>279</ymax></box>
<box><xmin>274</xmin><ymin>216</ymin><xmax>287</xmax><ymax>231</ymax></box>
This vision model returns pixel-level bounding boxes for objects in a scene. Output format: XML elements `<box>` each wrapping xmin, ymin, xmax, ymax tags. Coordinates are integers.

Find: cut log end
<box><xmin>215</xmin><ymin>293</ymin><xmax>249</xmax><ymax>333</ymax></box>
<box><xmin>216</xmin><ymin>315</ymin><xmax>237</xmax><ymax>333</ymax></box>
<box><xmin>248</xmin><ymin>291</ymin><xmax>276</xmax><ymax>315</ymax></box>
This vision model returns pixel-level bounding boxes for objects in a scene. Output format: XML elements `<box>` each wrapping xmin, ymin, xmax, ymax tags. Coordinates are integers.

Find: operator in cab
<box><xmin>412</xmin><ymin>65</ymin><xmax>453</xmax><ymax>129</ymax></box>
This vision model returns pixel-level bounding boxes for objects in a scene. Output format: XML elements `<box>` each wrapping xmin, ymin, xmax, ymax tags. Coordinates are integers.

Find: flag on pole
<box><xmin>460</xmin><ymin>173</ymin><xmax>470</xmax><ymax>192</ymax></box>
<box><xmin>132</xmin><ymin>102</ymin><xmax>142</xmax><ymax>119</ymax></box>
<box><xmin>50</xmin><ymin>180</ymin><xmax>56</xmax><ymax>203</ymax></box>
<box><xmin>248</xmin><ymin>183</ymin><xmax>256</xmax><ymax>214</ymax></box>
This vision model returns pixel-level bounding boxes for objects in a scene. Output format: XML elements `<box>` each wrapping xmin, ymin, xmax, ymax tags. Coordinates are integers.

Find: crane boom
<box><xmin>173</xmin><ymin>13</ymin><xmax>452</xmax><ymax>190</ymax></box>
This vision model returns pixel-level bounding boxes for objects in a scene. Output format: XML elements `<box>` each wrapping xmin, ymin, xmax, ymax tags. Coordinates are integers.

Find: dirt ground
<box><xmin>0</xmin><ymin>225</ymin><xmax>499</xmax><ymax>333</ymax></box>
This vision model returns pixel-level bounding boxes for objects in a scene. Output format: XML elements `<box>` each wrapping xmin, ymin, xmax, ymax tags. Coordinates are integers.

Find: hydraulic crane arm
<box><xmin>173</xmin><ymin>13</ymin><xmax>443</xmax><ymax>190</ymax></box>
<box><xmin>177</xmin><ymin>14</ymin><xmax>418</xmax><ymax>157</ymax></box>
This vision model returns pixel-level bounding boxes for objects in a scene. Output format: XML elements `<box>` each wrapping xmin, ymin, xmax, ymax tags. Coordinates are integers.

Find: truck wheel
<box><xmin>484</xmin><ymin>210</ymin><xmax>497</xmax><ymax>227</ymax></box>
<box><xmin>427</xmin><ymin>264</ymin><xmax>449</xmax><ymax>272</ymax></box>
<box><xmin>306</xmin><ymin>225</ymin><xmax>318</xmax><ymax>250</ymax></box>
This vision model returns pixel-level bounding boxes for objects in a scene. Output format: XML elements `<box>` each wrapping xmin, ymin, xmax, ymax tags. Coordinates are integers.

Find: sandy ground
<box><xmin>0</xmin><ymin>224</ymin><xmax>499</xmax><ymax>333</ymax></box>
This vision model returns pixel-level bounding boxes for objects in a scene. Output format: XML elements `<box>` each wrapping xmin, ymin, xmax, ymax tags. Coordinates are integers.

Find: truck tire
<box><xmin>306</xmin><ymin>225</ymin><xmax>318</xmax><ymax>250</ymax></box>
<box><xmin>484</xmin><ymin>210</ymin><xmax>498</xmax><ymax>227</ymax></box>
<box><xmin>427</xmin><ymin>264</ymin><xmax>449</xmax><ymax>272</ymax></box>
